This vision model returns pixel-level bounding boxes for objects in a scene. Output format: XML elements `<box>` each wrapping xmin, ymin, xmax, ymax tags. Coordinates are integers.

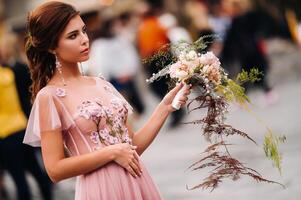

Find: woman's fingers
<box><xmin>185</xmin><ymin>90</ymin><xmax>191</xmax><ymax>95</ymax></box>
<box><xmin>179</xmin><ymin>96</ymin><xmax>188</xmax><ymax>102</ymax></box>
<box><xmin>130</xmin><ymin>145</ymin><xmax>137</xmax><ymax>150</ymax></box>
<box><xmin>128</xmin><ymin>146</ymin><xmax>142</xmax><ymax>177</ymax></box>
<box><xmin>129</xmin><ymin>161</ymin><xmax>142</xmax><ymax>177</ymax></box>
<box><xmin>133</xmin><ymin>151</ymin><xmax>140</xmax><ymax>162</ymax></box>
<box><xmin>169</xmin><ymin>82</ymin><xmax>184</xmax><ymax>98</ymax></box>
<box><xmin>127</xmin><ymin>166</ymin><xmax>138</xmax><ymax>178</ymax></box>
<box><xmin>178</xmin><ymin>101</ymin><xmax>186</xmax><ymax>106</ymax></box>
<box><xmin>132</xmin><ymin>155</ymin><xmax>142</xmax><ymax>173</ymax></box>
<box><xmin>132</xmin><ymin>150</ymin><xmax>142</xmax><ymax>174</ymax></box>
<box><xmin>133</xmin><ymin>159</ymin><xmax>142</xmax><ymax>174</ymax></box>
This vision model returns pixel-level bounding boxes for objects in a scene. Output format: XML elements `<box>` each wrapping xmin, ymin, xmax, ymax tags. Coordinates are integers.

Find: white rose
<box><xmin>187</xmin><ymin>50</ymin><xmax>198</xmax><ymax>60</ymax></box>
<box><xmin>175</xmin><ymin>70</ymin><xmax>188</xmax><ymax>79</ymax></box>
<box><xmin>179</xmin><ymin>53</ymin><xmax>186</xmax><ymax>61</ymax></box>
<box><xmin>199</xmin><ymin>54</ymin><xmax>207</xmax><ymax>65</ymax></box>
<box><xmin>202</xmin><ymin>65</ymin><xmax>210</xmax><ymax>74</ymax></box>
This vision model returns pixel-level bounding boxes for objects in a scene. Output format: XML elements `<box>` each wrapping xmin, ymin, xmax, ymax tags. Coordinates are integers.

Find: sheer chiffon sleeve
<box><xmin>23</xmin><ymin>90</ymin><xmax>64</xmax><ymax>147</ymax></box>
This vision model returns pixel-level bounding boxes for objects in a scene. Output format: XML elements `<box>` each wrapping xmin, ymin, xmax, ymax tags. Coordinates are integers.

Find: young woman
<box><xmin>23</xmin><ymin>1</ymin><xmax>190</xmax><ymax>199</ymax></box>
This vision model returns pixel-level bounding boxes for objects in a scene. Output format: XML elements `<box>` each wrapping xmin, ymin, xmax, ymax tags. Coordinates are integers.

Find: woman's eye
<box><xmin>83</xmin><ymin>27</ymin><xmax>87</xmax><ymax>34</ymax></box>
<box><xmin>69</xmin><ymin>34</ymin><xmax>77</xmax><ymax>39</ymax></box>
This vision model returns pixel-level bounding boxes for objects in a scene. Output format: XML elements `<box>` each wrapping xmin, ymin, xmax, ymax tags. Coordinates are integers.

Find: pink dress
<box><xmin>23</xmin><ymin>76</ymin><xmax>162</xmax><ymax>200</ymax></box>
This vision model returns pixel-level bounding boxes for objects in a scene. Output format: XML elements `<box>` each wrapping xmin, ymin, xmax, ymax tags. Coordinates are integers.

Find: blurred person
<box><xmin>137</xmin><ymin>0</ymin><xmax>185</xmax><ymax>127</ymax></box>
<box><xmin>137</xmin><ymin>0</ymin><xmax>169</xmax><ymax>59</ymax></box>
<box><xmin>0</xmin><ymin>168</ymin><xmax>8</xmax><ymax>199</ymax></box>
<box><xmin>0</xmin><ymin>32</ymin><xmax>53</xmax><ymax>200</ymax></box>
<box><xmin>184</xmin><ymin>0</ymin><xmax>214</xmax><ymax>46</ymax></box>
<box><xmin>285</xmin><ymin>9</ymin><xmax>301</xmax><ymax>46</ymax></box>
<box><xmin>0</xmin><ymin>64</ymin><xmax>28</xmax><ymax>199</ymax></box>
<box><xmin>114</xmin><ymin>12</ymin><xmax>139</xmax><ymax>44</ymax></box>
<box><xmin>158</xmin><ymin>12</ymin><xmax>192</xmax><ymax>44</ymax></box>
<box><xmin>88</xmin><ymin>17</ymin><xmax>145</xmax><ymax>118</ymax></box>
<box><xmin>220</xmin><ymin>0</ymin><xmax>291</xmax><ymax>105</ymax></box>
<box><xmin>23</xmin><ymin>2</ymin><xmax>191</xmax><ymax>200</ymax></box>
<box><xmin>207</xmin><ymin>0</ymin><xmax>232</xmax><ymax>56</ymax></box>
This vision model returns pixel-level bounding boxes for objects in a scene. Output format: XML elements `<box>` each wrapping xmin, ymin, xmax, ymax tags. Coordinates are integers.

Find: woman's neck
<box><xmin>51</xmin><ymin>61</ymin><xmax>82</xmax><ymax>86</ymax></box>
<box><xmin>62</xmin><ymin>61</ymin><xmax>81</xmax><ymax>79</ymax></box>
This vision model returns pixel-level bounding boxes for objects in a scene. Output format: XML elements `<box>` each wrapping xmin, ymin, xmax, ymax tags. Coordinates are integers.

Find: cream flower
<box><xmin>187</xmin><ymin>50</ymin><xmax>198</xmax><ymax>60</ymax></box>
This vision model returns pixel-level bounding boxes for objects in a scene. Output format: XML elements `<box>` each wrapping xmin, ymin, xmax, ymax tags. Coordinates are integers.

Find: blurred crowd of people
<box><xmin>0</xmin><ymin>0</ymin><xmax>299</xmax><ymax>199</ymax></box>
<box><xmin>0</xmin><ymin>31</ymin><xmax>53</xmax><ymax>199</ymax></box>
<box><xmin>84</xmin><ymin>0</ymin><xmax>297</xmax><ymax>121</ymax></box>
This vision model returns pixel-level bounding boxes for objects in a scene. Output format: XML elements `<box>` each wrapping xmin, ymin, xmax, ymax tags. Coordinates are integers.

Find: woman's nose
<box><xmin>81</xmin><ymin>33</ymin><xmax>89</xmax><ymax>46</ymax></box>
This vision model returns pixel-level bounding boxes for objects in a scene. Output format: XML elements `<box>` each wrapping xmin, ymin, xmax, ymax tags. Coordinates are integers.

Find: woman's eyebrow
<box><xmin>67</xmin><ymin>25</ymin><xmax>86</xmax><ymax>36</ymax></box>
<box><xmin>67</xmin><ymin>29</ymin><xmax>79</xmax><ymax>36</ymax></box>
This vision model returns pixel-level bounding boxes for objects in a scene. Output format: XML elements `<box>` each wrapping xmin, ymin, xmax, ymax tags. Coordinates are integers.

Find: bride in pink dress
<box><xmin>23</xmin><ymin>1</ymin><xmax>190</xmax><ymax>200</ymax></box>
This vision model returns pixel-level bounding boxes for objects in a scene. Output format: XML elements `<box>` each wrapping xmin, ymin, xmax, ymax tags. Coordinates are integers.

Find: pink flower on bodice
<box><xmin>122</xmin><ymin>130</ymin><xmax>132</xmax><ymax>144</ymax></box>
<box><xmin>104</xmin><ymin>85</ymin><xmax>112</xmax><ymax>92</ymax></box>
<box><xmin>90</xmin><ymin>131</ymin><xmax>101</xmax><ymax>144</ymax></box>
<box><xmin>76</xmin><ymin>101</ymin><xmax>106</xmax><ymax>120</ymax></box>
<box><xmin>111</xmin><ymin>98</ymin><xmax>122</xmax><ymax>109</ymax></box>
<box><xmin>56</xmin><ymin>88</ymin><xmax>67</xmax><ymax>97</ymax></box>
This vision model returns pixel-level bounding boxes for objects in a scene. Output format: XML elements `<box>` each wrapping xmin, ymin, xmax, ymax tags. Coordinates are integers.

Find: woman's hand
<box><xmin>112</xmin><ymin>143</ymin><xmax>142</xmax><ymax>178</ymax></box>
<box><xmin>160</xmin><ymin>82</ymin><xmax>192</xmax><ymax>113</ymax></box>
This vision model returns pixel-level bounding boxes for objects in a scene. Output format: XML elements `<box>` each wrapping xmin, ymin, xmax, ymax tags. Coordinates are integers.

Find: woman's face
<box><xmin>55</xmin><ymin>15</ymin><xmax>90</xmax><ymax>63</ymax></box>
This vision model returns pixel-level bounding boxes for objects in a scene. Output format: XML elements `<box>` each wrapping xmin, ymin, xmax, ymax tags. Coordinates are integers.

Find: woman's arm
<box><xmin>41</xmin><ymin>128</ymin><xmax>141</xmax><ymax>183</ymax></box>
<box><xmin>131</xmin><ymin>103</ymin><xmax>169</xmax><ymax>155</ymax></box>
<box><xmin>130</xmin><ymin>83</ymin><xmax>191</xmax><ymax>155</ymax></box>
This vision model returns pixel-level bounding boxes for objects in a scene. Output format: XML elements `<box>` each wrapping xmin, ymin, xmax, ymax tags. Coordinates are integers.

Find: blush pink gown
<box><xmin>23</xmin><ymin>76</ymin><xmax>162</xmax><ymax>200</ymax></box>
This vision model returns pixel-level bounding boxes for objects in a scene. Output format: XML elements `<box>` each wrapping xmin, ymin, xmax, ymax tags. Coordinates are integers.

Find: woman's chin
<box><xmin>79</xmin><ymin>55</ymin><xmax>89</xmax><ymax>62</ymax></box>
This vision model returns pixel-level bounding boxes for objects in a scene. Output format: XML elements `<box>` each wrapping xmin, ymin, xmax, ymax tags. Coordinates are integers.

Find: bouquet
<box><xmin>145</xmin><ymin>36</ymin><xmax>286</xmax><ymax>191</ymax></box>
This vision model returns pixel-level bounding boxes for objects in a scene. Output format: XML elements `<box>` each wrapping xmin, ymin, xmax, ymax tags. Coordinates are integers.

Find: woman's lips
<box><xmin>81</xmin><ymin>48</ymin><xmax>89</xmax><ymax>54</ymax></box>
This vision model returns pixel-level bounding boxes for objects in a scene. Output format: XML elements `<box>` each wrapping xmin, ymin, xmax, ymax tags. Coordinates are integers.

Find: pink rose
<box><xmin>76</xmin><ymin>101</ymin><xmax>105</xmax><ymax>120</ymax></box>
<box><xmin>209</xmin><ymin>68</ymin><xmax>221</xmax><ymax>84</ymax></box>
<box><xmin>199</xmin><ymin>52</ymin><xmax>221</xmax><ymax>68</ymax></box>
<box><xmin>169</xmin><ymin>62</ymin><xmax>190</xmax><ymax>79</ymax></box>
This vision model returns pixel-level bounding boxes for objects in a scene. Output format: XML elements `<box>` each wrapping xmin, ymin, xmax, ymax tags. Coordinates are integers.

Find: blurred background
<box><xmin>0</xmin><ymin>0</ymin><xmax>301</xmax><ymax>199</ymax></box>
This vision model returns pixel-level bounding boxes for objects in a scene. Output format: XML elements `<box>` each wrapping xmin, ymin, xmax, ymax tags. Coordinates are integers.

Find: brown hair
<box><xmin>25</xmin><ymin>1</ymin><xmax>79</xmax><ymax>101</ymax></box>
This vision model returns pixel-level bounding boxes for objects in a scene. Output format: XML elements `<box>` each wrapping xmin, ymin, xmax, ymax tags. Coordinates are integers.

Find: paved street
<box><xmin>3</xmin><ymin>39</ymin><xmax>301</xmax><ymax>199</ymax></box>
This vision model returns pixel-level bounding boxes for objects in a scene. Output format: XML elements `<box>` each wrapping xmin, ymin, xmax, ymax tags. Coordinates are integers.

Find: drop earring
<box><xmin>55</xmin><ymin>55</ymin><xmax>67</xmax><ymax>86</ymax></box>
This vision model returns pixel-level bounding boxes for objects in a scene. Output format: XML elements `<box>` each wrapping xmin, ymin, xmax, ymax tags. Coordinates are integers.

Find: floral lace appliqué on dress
<box><xmin>74</xmin><ymin>96</ymin><xmax>132</xmax><ymax>149</ymax></box>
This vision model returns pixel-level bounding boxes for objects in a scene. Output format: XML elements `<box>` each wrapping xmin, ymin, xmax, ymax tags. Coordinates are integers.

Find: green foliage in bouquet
<box><xmin>216</xmin><ymin>69</ymin><xmax>263</xmax><ymax>105</ymax></box>
<box><xmin>236</xmin><ymin>68</ymin><xmax>264</xmax><ymax>84</ymax></box>
<box><xmin>264</xmin><ymin>129</ymin><xmax>286</xmax><ymax>173</ymax></box>
<box><xmin>216</xmin><ymin>80</ymin><xmax>250</xmax><ymax>104</ymax></box>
